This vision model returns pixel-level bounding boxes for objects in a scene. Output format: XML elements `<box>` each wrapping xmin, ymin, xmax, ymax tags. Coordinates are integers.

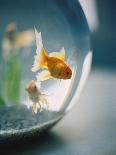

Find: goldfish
<box><xmin>31</xmin><ymin>28</ymin><xmax>72</xmax><ymax>81</ymax></box>
<box><xmin>25</xmin><ymin>80</ymin><xmax>48</xmax><ymax>114</ymax></box>
<box><xmin>2</xmin><ymin>22</ymin><xmax>34</xmax><ymax>59</ymax></box>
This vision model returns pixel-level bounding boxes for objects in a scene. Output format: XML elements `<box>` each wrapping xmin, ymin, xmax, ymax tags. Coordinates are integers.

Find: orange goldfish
<box><xmin>31</xmin><ymin>28</ymin><xmax>72</xmax><ymax>81</ymax></box>
<box><xmin>25</xmin><ymin>80</ymin><xmax>48</xmax><ymax>114</ymax></box>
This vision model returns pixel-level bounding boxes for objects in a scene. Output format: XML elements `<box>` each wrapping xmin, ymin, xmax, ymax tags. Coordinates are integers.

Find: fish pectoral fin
<box><xmin>49</xmin><ymin>47</ymin><xmax>65</xmax><ymax>61</ymax></box>
<box><xmin>40</xmin><ymin>94</ymin><xmax>48</xmax><ymax>104</ymax></box>
<box><xmin>36</xmin><ymin>70</ymin><xmax>52</xmax><ymax>81</ymax></box>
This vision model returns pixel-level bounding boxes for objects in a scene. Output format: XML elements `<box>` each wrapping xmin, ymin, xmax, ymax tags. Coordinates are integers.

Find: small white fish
<box><xmin>25</xmin><ymin>80</ymin><xmax>48</xmax><ymax>114</ymax></box>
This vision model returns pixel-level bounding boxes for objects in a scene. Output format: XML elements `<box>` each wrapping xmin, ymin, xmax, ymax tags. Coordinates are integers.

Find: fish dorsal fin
<box><xmin>36</xmin><ymin>70</ymin><xmax>52</xmax><ymax>82</ymax></box>
<box><xmin>34</xmin><ymin>27</ymin><xmax>43</xmax><ymax>54</ymax></box>
<box><xmin>49</xmin><ymin>47</ymin><xmax>65</xmax><ymax>61</ymax></box>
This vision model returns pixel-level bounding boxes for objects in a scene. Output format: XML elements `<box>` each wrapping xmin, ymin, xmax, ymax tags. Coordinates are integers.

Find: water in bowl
<box><xmin>0</xmin><ymin>0</ymin><xmax>92</xmax><ymax>138</ymax></box>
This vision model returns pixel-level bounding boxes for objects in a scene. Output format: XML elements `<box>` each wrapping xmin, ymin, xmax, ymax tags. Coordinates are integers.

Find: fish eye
<box><xmin>33</xmin><ymin>85</ymin><xmax>36</xmax><ymax>89</ymax></box>
<box><xmin>66</xmin><ymin>71</ymin><xmax>69</xmax><ymax>75</ymax></box>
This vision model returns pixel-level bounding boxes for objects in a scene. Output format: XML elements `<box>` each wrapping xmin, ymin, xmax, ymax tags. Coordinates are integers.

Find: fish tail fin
<box><xmin>32</xmin><ymin>103</ymin><xmax>41</xmax><ymax>114</ymax></box>
<box><xmin>39</xmin><ymin>47</ymin><xmax>48</xmax><ymax>68</ymax></box>
<box><xmin>31</xmin><ymin>27</ymin><xmax>48</xmax><ymax>72</ymax></box>
<box><xmin>40</xmin><ymin>94</ymin><xmax>49</xmax><ymax>109</ymax></box>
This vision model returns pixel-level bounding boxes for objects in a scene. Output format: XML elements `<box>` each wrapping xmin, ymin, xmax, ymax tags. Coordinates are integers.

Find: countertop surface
<box><xmin>1</xmin><ymin>68</ymin><xmax>116</xmax><ymax>155</ymax></box>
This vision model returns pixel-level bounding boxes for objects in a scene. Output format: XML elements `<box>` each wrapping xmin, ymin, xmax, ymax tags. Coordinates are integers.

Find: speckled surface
<box><xmin>0</xmin><ymin>105</ymin><xmax>63</xmax><ymax>143</ymax></box>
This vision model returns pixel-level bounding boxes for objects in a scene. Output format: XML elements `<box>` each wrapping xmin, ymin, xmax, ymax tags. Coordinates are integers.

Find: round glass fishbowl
<box><xmin>0</xmin><ymin>0</ymin><xmax>92</xmax><ymax>141</ymax></box>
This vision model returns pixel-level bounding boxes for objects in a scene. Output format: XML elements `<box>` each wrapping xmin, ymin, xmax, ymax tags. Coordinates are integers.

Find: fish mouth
<box><xmin>64</xmin><ymin>75</ymin><xmax>72</xmax><ymax>79</ymax></box>
<box><xmin>68</xmin><ymin>74</ymin><xmax>72</xmax><ymax>79</ymax></box>
<box><xmin>62</xmin><ymin>73</ymin><xmax>72</xmax><ymax>79</ymax></box>
<box><xmin>25</xmin><ymin>87</ymin><xmax>29</xmax><ymax>93</ymax></box>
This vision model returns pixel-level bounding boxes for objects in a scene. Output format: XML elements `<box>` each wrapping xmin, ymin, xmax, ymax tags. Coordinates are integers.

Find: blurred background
<box><xmin>80</xmin><ymin>0</ymin><xmax>116</xmax><ymax>69</ymax></box>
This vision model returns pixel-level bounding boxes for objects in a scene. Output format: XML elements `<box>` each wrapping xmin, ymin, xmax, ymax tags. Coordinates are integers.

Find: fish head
<box><xmin>25</xmin><ymin>80</ymin><xmax>37</xmax><ymax>94</ymax></box>
<box><xmin>60</xmin><ymin>64</ymin><xmax>72</xmax><ymax>79</ymax></box>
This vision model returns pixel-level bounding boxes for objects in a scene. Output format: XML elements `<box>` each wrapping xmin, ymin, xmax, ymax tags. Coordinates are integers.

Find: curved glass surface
<box><xmin>0</xmin><ymin>0</ymin><xmax>92</xmax><ymax>139</ymax></box>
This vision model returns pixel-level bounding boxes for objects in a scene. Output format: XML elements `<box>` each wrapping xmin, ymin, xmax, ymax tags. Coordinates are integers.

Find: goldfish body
<box><xmin>31</xmin><ymin>28</ymin><xmax>72</xmax><ymax>81</ymax></box>
<box><xmin>25</xmin><ymin>80</ymin><xmax>48</xmax><ymax>114</ymax></box>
